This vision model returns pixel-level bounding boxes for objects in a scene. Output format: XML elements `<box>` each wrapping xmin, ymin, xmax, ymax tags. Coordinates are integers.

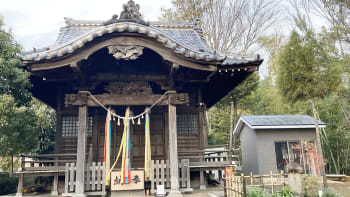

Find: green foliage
<box><xmin>208</xmin><ymin>73</ymin><xmax>259</xmax><ymax>145</ymax></box>
<box><xmin>208</xmin><ymin>106</ymin><xmax>230</xmax><ymax>145</ymax></box>
<box><xmin>277</xmin><ymin>28</ymin><xmax>341</xmax><ymax>103</ymax></box>
<box><xmin>0</xmin><ymin>16</ymin><xmax>56</xmax><ymax>171</ymax></box>
<box><xmin>274</xmin><ymin>187</ymin><xmax>294</xmax><ymax>197</ymax></box>
<box><xmin>302</xmin><ymin>175</ymin><xmax>320</xmax><ymax>197</ymax></box>
<box><xmin>0</xmin><ymin>17</ymin><xmax>31</xmax><ymax>105</ymax></box>
<box><xmin>0</xmin><ymin>156</ymin><xmax>19</xmax><ymax>172</ymax></box>
<box><xmin>0</xmin><ymin>173</ymin><xmax>18</xmax><ymax>195</ymax></box>
<box><xmin>160</xmin><ymin>0</ymin><xmax>212</xmax><ymax>21</ymax></box>
<box><xmin>247</xmin><ymin>188</ymin><xmax>271</xmax><ymax>197</ymax></box>
<box><xmin>218</xmin><ymin>73</ymin><xmax>260</xmax><ymax>107</ymax></box>
<box><xmin>0</xmin><ymin>94</ymin><xmax>39</xmax><ymax>157</ymax></box>
<box><xmin>322</xmin><ymin>188</ymin><xmax>342</xmax><ymax>197</ymax></box>
<box><xmin>245</xmin><ymin>77</ymin><xmax>310</xmax><ymax>115</ymax></box>
<box><xmin>31</xmin><ymin>99</ymin><xmax>56</xmax><ymax>154</ymax></box>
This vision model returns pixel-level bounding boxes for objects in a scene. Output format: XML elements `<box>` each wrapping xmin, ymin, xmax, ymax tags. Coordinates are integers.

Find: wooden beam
<box><xmin>75</xmin><ymin>91</ymin><xmax>88</xmax><ymax>196</ymax></box>
<box><xmin>65</xmin><ymin>93</ymin><xmax>189</xmax><ymax>106</ymax></box>
<box><xmin>167</xmin><ymin>92</ymin><xmax>182</xmax><ymax>197</ymax></box>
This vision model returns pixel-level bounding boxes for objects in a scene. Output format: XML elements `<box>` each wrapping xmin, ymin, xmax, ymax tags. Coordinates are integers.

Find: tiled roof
<box><xmin>20</xmin><ymin>18</ymin><xmax>261</xmax><ymax>66</ymax></box>
<box><xmin>240</xmin><ymin>115</ymin><xmax>326</xmax><ymax>126</ymax></box>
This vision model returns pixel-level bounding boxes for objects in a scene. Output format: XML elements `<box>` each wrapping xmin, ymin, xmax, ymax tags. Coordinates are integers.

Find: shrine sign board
<box><xmin>111</xmin><ymin>170</ymin><xmax>144</xmax><ymax>191</ymax></box>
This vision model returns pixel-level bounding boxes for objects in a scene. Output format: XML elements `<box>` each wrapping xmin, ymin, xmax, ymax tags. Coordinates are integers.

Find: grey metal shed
<box><xmin>233</xmin><ymin>115</ymin><xmax>326</xmax><ymax>175</ymax></box>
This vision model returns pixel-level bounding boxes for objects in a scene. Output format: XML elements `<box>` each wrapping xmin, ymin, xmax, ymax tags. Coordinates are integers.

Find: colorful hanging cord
<box><xmin>144</xmin><ymin>109</ymin><xmax>152</xmax><ymax>181</ymax></box>
<box><xmin>104</xmin><ymin>108</ymin><xmax>112</xmax><ymax>185</ymax></box>
<box><xmin>121</xmin><ymin>107</ymin><xmax>131</xmax><ymax>184</ymax></box>
<box><xmin>105</xmin><ymin>107</ymin><xmax>131</xmax><ymax>186</ymax></box>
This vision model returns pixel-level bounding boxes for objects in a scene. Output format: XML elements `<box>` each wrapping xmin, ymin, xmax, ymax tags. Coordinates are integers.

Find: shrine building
<box><xmin>17</xmin><ymin>1</ymin><xmax>263</xmax><ymax>196</ymax></box>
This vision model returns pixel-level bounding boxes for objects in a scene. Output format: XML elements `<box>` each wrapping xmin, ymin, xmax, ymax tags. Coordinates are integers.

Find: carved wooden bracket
<box><xmin>107</xmin><ymin>45</ymin><xmax>144</xmax><ymax>60</ymax></box>
<box><xmin>65</xmin><ymin>92</ymin><xmax>88</xmax><ymax>106</ymax></box>
<box><xmin>169</xmin><ymin>93</ymin><xmax>190</xmax><ymax>105</ymax></box>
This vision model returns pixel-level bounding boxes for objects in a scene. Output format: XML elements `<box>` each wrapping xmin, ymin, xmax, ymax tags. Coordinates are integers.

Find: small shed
<box><xmin>233</xmin><ymin>115</ymin><xmax>326</xmax><ymax>175</ymax></box>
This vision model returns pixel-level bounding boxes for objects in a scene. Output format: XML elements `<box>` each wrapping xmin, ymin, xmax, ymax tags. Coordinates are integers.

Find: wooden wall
<box><xmin>56</xmin><ymin>105</ymin><xmax>204</xmax><ymax>167</ymax></box>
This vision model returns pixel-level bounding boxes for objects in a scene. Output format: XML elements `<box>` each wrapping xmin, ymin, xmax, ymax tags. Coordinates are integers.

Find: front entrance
<box><xmin>96</xmin><ymin>106</ymin><xmax>167</xmax><ymax>168</ymax></box>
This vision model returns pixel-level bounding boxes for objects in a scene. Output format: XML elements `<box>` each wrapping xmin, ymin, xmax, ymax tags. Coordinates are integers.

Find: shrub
<box><xmin>322</xmin><ymin>188</ymin><xmax>342</xmax><ymax>197</ymax></box>
<box><xmin>302</xmin><ymin>175</ymin><xmax>320</xmax><ymax>197</ymax></box>
<box><xmin>247</xmin><ymin>188</ymin><xmax>272</xmax><ymax>197</ymax></box>
<box><xmin>274</xmin><ymin>187</ymin><xmax>294</xmax><ymax>197</ymax></box>
<box><xmin>0</xmin><ymin>173</ymin><xmax>18</xmax><ymax>195</ymax></box>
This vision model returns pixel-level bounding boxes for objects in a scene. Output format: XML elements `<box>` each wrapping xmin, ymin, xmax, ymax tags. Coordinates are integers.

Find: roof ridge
<box><xmin>64</xmin><ymin>17</ymin><xmax>104</xmax><ymax>27</ymax></box>
<box><xmin>63</xmin><ymin>17</ymin><xmax>200</xmax><ymax>30</ymax></box>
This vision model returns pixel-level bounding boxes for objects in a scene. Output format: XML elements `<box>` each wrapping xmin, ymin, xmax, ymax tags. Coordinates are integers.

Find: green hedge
<box><xmin>0</xmin><ymin>173</ymin><xmax>18</xmax><ymax>195</ymax></box>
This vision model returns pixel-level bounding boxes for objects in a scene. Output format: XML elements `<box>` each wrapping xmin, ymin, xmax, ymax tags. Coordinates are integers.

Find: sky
<box><xmin>0</xmin><ymin>0</ymin><xmax>172</xmax><ymax>51</ymax></box>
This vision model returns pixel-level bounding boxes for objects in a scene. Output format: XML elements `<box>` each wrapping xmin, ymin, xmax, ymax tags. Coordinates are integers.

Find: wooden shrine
<box><xmin>17</xmin><ymin>0</ymin><xmax>263</xmax><ymax>196</ymax></box>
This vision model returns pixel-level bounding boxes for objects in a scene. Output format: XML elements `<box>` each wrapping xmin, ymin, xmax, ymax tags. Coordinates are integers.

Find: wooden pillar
<box><xmin>16</xmin><ymin>174</ymin><xmax>23</xmax><ymax>196</ymax></box>
<box><xmin>75</xmin><ymin>91</ymin><xmax>88</xmax><ymax>197</ymax></box>
<box><xmin>168</xmin><ymin>92</ymin><xmax>183</xmax><ymax>197</ymax></box>
<box><xmin>55</xmin><ymin>87</ymin><xmax>63</xmax><ymax>154</ymax></box>
<box><xmin>51</xmin><ymin>173</ymin><xmax>59</xmax><ymax>195</ymax></box>
<box><xmin>92</xmin><ymin>110</ymin><xmax>99</xmax><ymax>161</ymax></box>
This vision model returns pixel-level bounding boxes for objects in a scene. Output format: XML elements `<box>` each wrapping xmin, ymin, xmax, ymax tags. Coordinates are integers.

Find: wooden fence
<box><xmin>225</xmin><ymin>168</ymin><xmax>286</xmax><ymax>197</ymax></box>
<box><xmin>151</xmin><ymin>159</ymin><xmax>192</xmax><ymax>194</ymax></box>
<box><xmin>63</xmin><ymin>162</ymin><xmax>106</xmax><ymax>196</ymax></box>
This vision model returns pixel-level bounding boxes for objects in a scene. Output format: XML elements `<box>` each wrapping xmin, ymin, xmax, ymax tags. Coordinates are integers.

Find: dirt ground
<box><xmin>328</xmin><ymin>177</ymin><xmax>350</xmax><ymax>197</ymax></box>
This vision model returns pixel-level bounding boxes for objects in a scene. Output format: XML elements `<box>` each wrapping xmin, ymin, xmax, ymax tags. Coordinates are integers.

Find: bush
<box><xmin>322</xmin><ymin>188</ymin><xmax>342</xmax><ymax>197</ymax></box>
<box><xmin>302</xmin><ymin>175</ymin><xmax>320</xmax><ymax>197</ymax></box>
<box><xmin>247</xmin><ymin>188</ymin><xmax>272</xmax><ymax>197</ymax></box>
<box><xmin>0</xmin><ymin>173</ymin><xmax>18</xmax><ymax>195</ymax></box>
<box><xmin>274</xmin><ymin>187</ymin><xmax>294</xmax><ymax>197</ymax></box>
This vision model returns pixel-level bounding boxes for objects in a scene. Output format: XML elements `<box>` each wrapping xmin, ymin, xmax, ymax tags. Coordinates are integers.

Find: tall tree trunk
<box><xmin>310</xmin><ymin>98</ymin><xmax>328</xmax><ymax>188</ymax></box>
<box><xmin>339</xmin><ymin>102</ymin><xmax>350</xmax><ymax>129</ymax></box>
<box><xmin>233</xmin><ymin>101</ymin><xmax>238</xmax><ymax>126</ymax></box>
<box><xmin>229</xmin><ymin>102</ymin><xmax>234</xmax><ymax>150</ymax></box>
<box><xmin>10</xmin><ymin>152</ymin><xmax>14</xmax><ymax>177</ymax></box>
<box><xmin>232</xmin><ymin>101</ymin><xmax>238</xmax><ymax>149</ymax></box>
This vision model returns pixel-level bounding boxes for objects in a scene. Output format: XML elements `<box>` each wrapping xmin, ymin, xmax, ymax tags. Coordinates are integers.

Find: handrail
<box><xmin>18</xmin><ymin>153</ymin><xmax>77</xmax><ymax>158</ymax></box>
<box><xmin>178</xmin><ymin>148</ymin><xmax>239</xmax><ymax>154</ymax></box>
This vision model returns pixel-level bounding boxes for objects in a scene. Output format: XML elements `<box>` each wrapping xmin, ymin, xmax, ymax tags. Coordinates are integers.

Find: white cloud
<box><xmin>0</xmin><ymin>0</ymin><xmax>172</xmax><ymax>50</ymax></box>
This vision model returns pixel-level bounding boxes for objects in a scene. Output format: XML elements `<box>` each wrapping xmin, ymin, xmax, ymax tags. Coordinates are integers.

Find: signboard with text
<box><xmin>111</xmin><ymin>170</ymin><xmax>144</xmax><ymax>191</ymax></box>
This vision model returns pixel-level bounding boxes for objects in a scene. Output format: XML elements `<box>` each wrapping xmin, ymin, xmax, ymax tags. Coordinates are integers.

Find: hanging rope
<box><xmin>88</xmin><ymin>91</ymin><xmax>168</xmax><ymax>121</ymax></box>
<box><xmin>144</xmin><ymin>109</ymin><xmax>152</xmax><ymax>181</ymax></box>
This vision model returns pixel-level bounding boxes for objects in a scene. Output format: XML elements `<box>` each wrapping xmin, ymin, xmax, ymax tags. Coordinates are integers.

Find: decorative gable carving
<box><xmin>107</xmin><ymin>45</ymin><xmax>144</xmax><ymax>60</ymax></box>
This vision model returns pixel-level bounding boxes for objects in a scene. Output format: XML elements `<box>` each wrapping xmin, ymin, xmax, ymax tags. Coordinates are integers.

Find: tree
<box><xmin>31</xmin><ymin>99</ymin><xmax>56</xmax><ymax>154</ymax></box>
<box><xmin>161</xmin><ymin>0</ymin><xmax>212</xmax><ymax>21</ymax></box>
<box><xmin>0</xmin><ymin>17</ymin><xmax>31</xmax><ymax>105</ymax></box>
<box><xmin>162</xmin><ymin>0</ymin><xmax>280</xmax><ymax>146</ymax></box>
<box><xmin>0</xmin><ymin>95</ymin><xmax>38</xmax><ymax>174</ymax></box>
<box><xmin>310</xmin><ymin>0</ymin><xmax>350</xmax><ymax>48</ymax></box>
<box><xmin>0</xmin><ymin>17</ymin><xmax>50</xmax><ymax>174</ymax></box>
<box><xmin>161</xmin><ymin>0</ymin><xmax>281</xmax><ymax>53</ymax></box>
<box><xmin>276</xmin><ymin>23</ymin><xmax>341</xmax><ymax>187</ymax></box>
<box><xmin>217</xmin><ymin>73</ymin><xmax>259</xmax><ymax>147</ymax></box>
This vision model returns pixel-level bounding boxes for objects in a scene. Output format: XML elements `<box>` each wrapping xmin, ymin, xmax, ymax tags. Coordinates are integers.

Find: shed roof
<box><xmin>233</xmin><ymin>115</ymin><xmax>326</xmax><ymax>136</ymax></box>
